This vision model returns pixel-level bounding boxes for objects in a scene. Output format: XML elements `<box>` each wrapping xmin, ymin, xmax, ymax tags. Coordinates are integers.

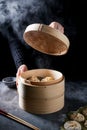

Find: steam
<box><xmin>0</xmin><ymin>0</ymin><xmax>63</xmax><ymax>42</ymax></box>
<box><xmin>0</xmin><ymin>0</ymin><xmax>63</xmax><ymax>68</ymax></box>
<box><xmin>0</xmin><ymin>0</ymin><xmax>39</xmax><ymax>41</ymax></box>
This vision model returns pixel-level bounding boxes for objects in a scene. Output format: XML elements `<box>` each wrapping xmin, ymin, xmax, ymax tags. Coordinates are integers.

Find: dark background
<box><xmin>0</xmin><ymin>0</ymin><xmax>87</xmax><ymax>81</ymax></box>
<box><xmin>0</xmin><ymin>32</ymin><xmax>16</xmax><ymax>79</ymax></box>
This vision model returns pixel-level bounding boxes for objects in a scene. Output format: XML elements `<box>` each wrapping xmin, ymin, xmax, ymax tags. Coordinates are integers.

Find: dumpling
<box><xmin>69</xmin><ymin>112</ymin><xmax>85</xmax><ymax>122</ymax></box>
<box><xmin>84</xmin><ymin>120</ymin><xmax>87</xmax><ymax>128</ymax></box>
<box><xmin>41</xmin><ymin>76</ymin><xmax>54</xmax><ymax>82</ymax></box>
<box><xmin>64</xmin><ymin>120</ymin><xmax>81</xmax><ymax>130</ymax></box>
<box><xmin>82</xmin><ymin>107</ymin><xmax>87</xmax><ymax>116</ymax></box>
<box><xmin>28</xmin><ymin>76</ymin><xmax>40</xmax><ymax>82</ymax></box>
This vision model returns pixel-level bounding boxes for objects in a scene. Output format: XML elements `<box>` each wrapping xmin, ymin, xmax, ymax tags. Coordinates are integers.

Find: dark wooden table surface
<box><xmin>0</xmin><ymin>81</ymin><xmax>87</xmax><ymax>130</ymax></box>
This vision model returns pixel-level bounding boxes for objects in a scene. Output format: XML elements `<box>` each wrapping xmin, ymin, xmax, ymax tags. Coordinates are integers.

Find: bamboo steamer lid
<box><xmin>23</xmin><ymin>23</ymin><xmax>70</xmax><ymax>55</ymax></box>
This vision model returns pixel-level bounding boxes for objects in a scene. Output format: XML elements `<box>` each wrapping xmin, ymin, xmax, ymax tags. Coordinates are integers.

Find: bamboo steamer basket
<box><xmin>18</xmin><ymin>69</ymin><xmax>65</xmax><ymax>114</ymax></box>
<box><xmin>18</xmin><ymin>23</ymin><xmax>70</xmax><ymax>114</ymax></box>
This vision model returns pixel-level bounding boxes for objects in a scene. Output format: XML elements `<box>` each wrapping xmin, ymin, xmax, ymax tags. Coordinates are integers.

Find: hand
<box><xmin>49</xmin><ymin>21</ymin><xmax>64</xmax><ymax>33</ymax></box>
<box><xmin>16</xmin><ymin>64</ymin><xmax>28</xmax><ymax>86</ymax></box>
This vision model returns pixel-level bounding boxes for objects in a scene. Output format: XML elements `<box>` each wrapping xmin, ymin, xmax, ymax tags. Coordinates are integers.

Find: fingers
<box><xmin>49</xmin><ymin>21</ymin><xmax>64</xmax><ymax>33</ymax></box>
<box><xmin>16</xmin><ymin>64</ymin><xmax>28</xmax><ymax>77</ymax></box>
<box><xmin>16</xmin><ymin>64</ymin><xmax>28</xmax><ymax>86</ymax></box>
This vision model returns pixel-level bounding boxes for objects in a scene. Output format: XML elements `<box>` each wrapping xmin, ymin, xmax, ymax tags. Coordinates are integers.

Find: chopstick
<box><xmin>0</xmin><ymin>109</ymin><xmax>40</xmax><ymax>130</ymax></box>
